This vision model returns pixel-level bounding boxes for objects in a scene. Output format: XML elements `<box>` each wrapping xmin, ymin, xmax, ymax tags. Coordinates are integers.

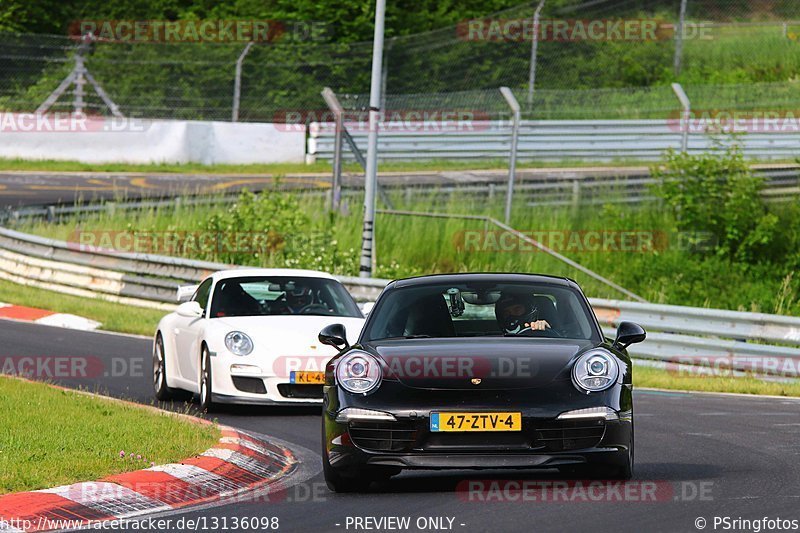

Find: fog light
<box><xmin>335</xmin><ymin>408</ymin><xmax>396</xmax><ymax>422</ymax></box>
<box><xmin>556</xmin><ymin>407</ymin><xmax>618</xmax><ymax>420</ymax></box>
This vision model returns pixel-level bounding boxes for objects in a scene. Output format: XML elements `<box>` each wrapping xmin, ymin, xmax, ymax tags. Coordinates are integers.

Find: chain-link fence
<box><xmin>1</xmin><ymin>0</ymin><xmax>799</xmax><ymax>123</ymax></box>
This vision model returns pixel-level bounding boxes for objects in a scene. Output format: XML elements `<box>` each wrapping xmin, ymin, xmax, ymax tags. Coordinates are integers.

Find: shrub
<box><xmin>651</xmin><ymin>144</ymin><xmax>780</xmax><ymax>263</ymax></box>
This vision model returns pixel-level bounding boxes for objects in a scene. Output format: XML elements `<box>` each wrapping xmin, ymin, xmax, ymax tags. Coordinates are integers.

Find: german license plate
<box><xmin>430</xmin><ymin>412</ymin><xmax>522</xmax><ymax>432</ymax></box>
<box><xmin>290</xmin><ymin>371</ymin><xmax>325</xmax><ymax>384</ymax></box>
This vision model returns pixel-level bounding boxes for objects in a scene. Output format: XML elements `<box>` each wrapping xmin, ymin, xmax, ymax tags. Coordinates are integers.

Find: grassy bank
<box><xmin>0</xmin><ymin>376</ymin><xmax>219</xmax><ymax>493</ymax></box>
<box><xmin>0</xmin><ymin>157</ymin><xmax>653</xmax><ymax>175</ymax></box>
<box><xmin>19</xmin><ymin>185</ymin><xmax>800</xmax><ymax>315</ymax></box>
<box><xmin>0</xmin><ymin>279</ymin><xmax>163</xmax><ymax>336</ymax></box>
<box><xmin>635</xmin><ymin>365</ymin><xmax>800</xmax><ymax>397</ymax></box>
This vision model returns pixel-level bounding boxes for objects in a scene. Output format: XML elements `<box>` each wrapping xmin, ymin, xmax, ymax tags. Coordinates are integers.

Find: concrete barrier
<box><xmin>0</xmin><ymin>114</ymin><xmax>306</xmax><ymax>164</ymax></box>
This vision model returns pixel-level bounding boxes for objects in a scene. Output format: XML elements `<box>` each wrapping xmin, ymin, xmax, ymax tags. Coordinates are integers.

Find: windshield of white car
<box><xmin>362</xmin><ymin>282</ymin><xmax>599</xmax><ymax>341</ymax></box>
<box><xmin>209</xmin><ymin>276</ymin><xmax>362</xmax><ymax>318</ymax></box>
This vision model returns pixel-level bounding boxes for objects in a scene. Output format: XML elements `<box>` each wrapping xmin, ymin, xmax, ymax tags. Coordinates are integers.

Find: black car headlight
<box><xmin>335</xmin><ymin>351</ymin><xmax>382</xmax><ymax>394</ymax></box>
<box><xmin>572</xmin><ymin>349</ymin><xmax>619</xmax><ymax>393</ymax></box>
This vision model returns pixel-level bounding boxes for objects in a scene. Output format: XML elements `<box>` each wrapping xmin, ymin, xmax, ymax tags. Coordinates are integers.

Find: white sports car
<box><xmin>153</xmin><ymin>268</ymin><xmax>365</xmax><ymax>410</ymax></box>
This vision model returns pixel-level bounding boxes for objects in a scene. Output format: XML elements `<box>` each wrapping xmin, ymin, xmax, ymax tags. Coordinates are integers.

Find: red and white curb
<box><xmin>0</xmin><ymin>303</ymin><xmax>100</xmax><ymax>331</ymax></box>
<box><xmin>0</xmin><ymin>428</ymin><xmax>297</xmax><ymax>532</ymax></box>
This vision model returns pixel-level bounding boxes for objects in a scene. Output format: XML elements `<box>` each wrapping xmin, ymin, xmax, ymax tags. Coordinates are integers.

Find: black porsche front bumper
<box><xmin>323</xmin><ymin>381</ymin><xmax>633</xmax><ymax>473</ymax></box>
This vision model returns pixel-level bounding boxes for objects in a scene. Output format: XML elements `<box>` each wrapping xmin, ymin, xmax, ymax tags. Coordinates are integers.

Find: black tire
<box><xmin>153</xmin><ymin>334</ymin><xmax>176</xmax><ymax>401</ymax></box>
<box><xmin>199</xmin><ymin>344</ymin><xmax>215</xmax><ymax>412</ymax></box>
<box><xmin>581</xmin><ymin>427</ymin><xmax>634</xmax><ymax>480</ymax></box>
<box><xmin>615</xmin><ymin>423</ymin><xmax>634</xmax><ymax>480</ymax></box>
<box><xmin>320</xmin><ymin>418</ymin><xmax>394</xmax><ymax>492</ymax></box>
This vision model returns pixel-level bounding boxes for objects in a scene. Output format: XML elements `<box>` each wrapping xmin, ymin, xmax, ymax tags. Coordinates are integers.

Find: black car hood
<box><xmin>363</xmin><ymin>338</ymin><xmax>598</xmax><ymax>390</ymax></box>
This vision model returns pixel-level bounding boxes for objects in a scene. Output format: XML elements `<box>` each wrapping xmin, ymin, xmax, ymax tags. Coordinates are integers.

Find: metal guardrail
<box><xmin>308</xmin><ymin>120</ymin><xmax>800</xmax><ymax>162</ymax></box>
<box><xmin>0</xmin><ymin>225</ymin><xmax>798</xmax><ymax>377</ymax></box>
<box><xmin>347</xmin><ymin>278</ymin><xmax>800</xmax><ymax>375</ymax></box>
<box><xmin>0</xmin><ymin>226</ymin><xmax>387</xmax><ymax>309</ymax></box>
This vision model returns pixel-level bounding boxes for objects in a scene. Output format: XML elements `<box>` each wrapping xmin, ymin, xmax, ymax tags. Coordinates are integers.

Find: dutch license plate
<box><xmin>290</xmin><ymin>371</ymin><xmax>325</xmax><ymax>384</ymax></box>
<box><xmin>430</xmin><ymin>412</ymin><xmax>522</xmax><ymax>432</ymax></box>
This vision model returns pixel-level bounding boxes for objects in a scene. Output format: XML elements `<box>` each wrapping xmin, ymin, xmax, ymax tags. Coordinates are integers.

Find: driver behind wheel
<box><xmin>495</xmin><ymin>291</ymin><xmax>551</xmax><ymax>335</ymax></box>
<box><xmin>284</xmin><ymin>286</ymin><xmax>314</xmax><ymax>314</ymax></box>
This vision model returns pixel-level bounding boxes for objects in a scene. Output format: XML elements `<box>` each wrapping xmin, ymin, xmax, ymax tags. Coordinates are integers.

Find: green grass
<box><xmin>0</xmin><ymin>157</ymin><xmax>655</xmax><ymax>175</ymax></box>
<box><xmin>635</xmin><ymin>365</ymin><xmax>800</xmax><ymax>397</ymax></box>
<box><xmin>0</xmin><ymin>376</ymin><xmax>219</xmax><ymax>493</ymax></box>
<box><xmin>0</xmin><ymin>279</ymin><xmax>163</xmax><ymax>336</ymax></box>
<box><xmin>19</xmin><ymin>186</ymin><xmax>799</xmax><ymax>316</ymax></box>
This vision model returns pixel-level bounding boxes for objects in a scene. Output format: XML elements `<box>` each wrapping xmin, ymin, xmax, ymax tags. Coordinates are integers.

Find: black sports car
<box><xmin>318</xmin><ymin>273</ymin><xmax>646</xmax><ymax>492</ymax></box>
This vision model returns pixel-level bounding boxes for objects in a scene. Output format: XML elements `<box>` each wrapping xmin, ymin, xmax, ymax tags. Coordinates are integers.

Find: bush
<box><xmin>200</xmin><ymin>188</ymin><xmax>358</xmax><ymax>274</ymax></box>
<box><xmin>651</xmin><ymin>144</ymin><xmax>781</xmax><ymax>263</ymax></box>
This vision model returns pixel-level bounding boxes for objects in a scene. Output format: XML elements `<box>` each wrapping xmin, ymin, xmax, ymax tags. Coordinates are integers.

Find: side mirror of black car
<box><xmin>319</xmin><ymin>323</ymin><xmax>350</xmax><ymax>350</ymax></box>
<box><xmin>613</xmin><ymin>321</ymin><xmax>646</xmax><ymax>350</ymax></box>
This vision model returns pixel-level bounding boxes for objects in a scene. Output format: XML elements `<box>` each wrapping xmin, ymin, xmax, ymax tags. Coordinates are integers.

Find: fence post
<box><xmin>72</xmin><ymin>39</ymin><xmax>88</xmax><ymax>115</ymax></box>
<box><xmin>360</xmin><ymin>0</ymin><xmax>387</xmax><ymax>278</ymax></box>
<box><xmin>671</xmin><ymin>82</ymin><xmax>691</xmax><ymax>153</ymax></box>
<box><xmin>500</xmin><ymin>87</ymin><xmax>521</xmax><ymax>225</ymax></box>
<box><xmin>232</xmin><ymin>42</ymin><xmax>254</xmax><ymax>122</ymax></box>
<box><xmin>673</xmin><ymin>0</ymin><xmax>688</xmax><ymax>76</ymax></box>
<box><xmin>321</xmin><ymin>87</ymin><xmax>344</xmax><ymax>211</ymax></box>
<box><xmin>526</xmin><ymin>0</ymin><xmax>546</xmax><ymax>111</ymax></box>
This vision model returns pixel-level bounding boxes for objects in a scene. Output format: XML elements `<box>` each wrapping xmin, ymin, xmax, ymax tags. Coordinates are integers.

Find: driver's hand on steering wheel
<box><xmin>524</xmin><ymin>320</ymin><xmax>551</xmax><ymax>331</ymax></box>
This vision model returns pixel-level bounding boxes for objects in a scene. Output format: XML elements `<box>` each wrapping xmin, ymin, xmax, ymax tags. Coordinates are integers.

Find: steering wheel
<box><xmin>299</xmin><ymin>303</ymin><xmax>331</xmax><ymax>315</ymax></box>
<box><xmin>519</xmin><ymin>325</ymin><xmax>564</xmax><ymax>338</ymax></box>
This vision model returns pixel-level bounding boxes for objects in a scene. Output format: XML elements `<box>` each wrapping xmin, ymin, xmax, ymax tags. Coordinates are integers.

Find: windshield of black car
<box><xmin>210</xmin><ymin>276</ymin><xmax>362</xmax><ymax>318</ymax></box>
<box><xmin>362</xmin><ymin>282</ymin><xmax>598</xmax><ymax>341</ymax></box>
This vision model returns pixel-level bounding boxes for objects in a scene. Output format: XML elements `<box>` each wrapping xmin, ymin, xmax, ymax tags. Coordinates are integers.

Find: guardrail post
<box><xmin>500</xmin><ymin>87</ymin><xmax>521</xmax><ymax>225</ymax></box>
<box><xmin>232</xmin><ymin>42</ymin><xmax>254</xmax><ymax>122</ymax></box>
<box><xmin>671</xmin><ymin>82</ymin><xmax>691</xmax><ymax>153</ymax></box>
<box><xmin>321</xmin><ymin>87</ymin><xmax>344</xmax><ymax>211</ymax></box>
<box><xmin>571</xmin><ymin>180</ymin><xmax>581</xmax><ymax>216</ymax></box>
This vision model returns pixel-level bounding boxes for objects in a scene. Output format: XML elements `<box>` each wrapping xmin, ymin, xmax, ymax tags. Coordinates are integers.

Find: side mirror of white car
<box><xmin>176</xmin><ymin>301</ymin><xmax>203</xmax><ymax>318</ymax></box>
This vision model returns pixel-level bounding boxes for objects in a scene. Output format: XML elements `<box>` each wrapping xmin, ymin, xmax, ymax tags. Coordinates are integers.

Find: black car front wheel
<box><xmin>321</xmin><ymin>419</ymin><xmax>398</xmax><ymax>492</ymax></box>
<box><xmin>559</xmin><ymin>426</ymin><xmax>633</xmax><ymax>480</ymax></box>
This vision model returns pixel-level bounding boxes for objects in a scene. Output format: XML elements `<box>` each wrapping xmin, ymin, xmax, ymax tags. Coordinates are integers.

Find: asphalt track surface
<box><xmin>3</xmin><ymin>319</ymin><xmax>800</xmax><ymax>533</ymax></box>
<box><xmin>0</xmin><ymin>168</ymin><xmax>650</xmax><ymax>207</ymax></box>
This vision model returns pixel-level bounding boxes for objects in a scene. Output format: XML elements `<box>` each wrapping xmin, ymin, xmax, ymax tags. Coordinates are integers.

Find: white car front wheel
<box><xmin>199</xmin><ymin>345</ymin><xmax>215</xmax><ymax>412</ymax></box>
<box><xmin>153</xmin><ymin>334</ymin><xmax>175</xmax><ymax>401</ymax></box>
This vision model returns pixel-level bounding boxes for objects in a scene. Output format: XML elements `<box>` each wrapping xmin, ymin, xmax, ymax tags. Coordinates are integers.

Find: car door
<box><xmin>175</xmin><ymin>277</ymin><xmax>212</xmax><ymax>385</ymax></box>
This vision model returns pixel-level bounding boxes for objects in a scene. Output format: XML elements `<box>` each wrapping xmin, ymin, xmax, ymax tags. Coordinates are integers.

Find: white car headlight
<box><xmin>572</xmin><ymin>349</ymin><xmax>619</xmax><ymax>393</ymax></box>
<box><xmin>225</xmin><ymin>331</ymin><xmax>253</xmax><ymax>356</ymax></box>
<box><xmin>335</xmin><ymin>351</ymin><xmax>382</xmax><ymax>394</ymax></box>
